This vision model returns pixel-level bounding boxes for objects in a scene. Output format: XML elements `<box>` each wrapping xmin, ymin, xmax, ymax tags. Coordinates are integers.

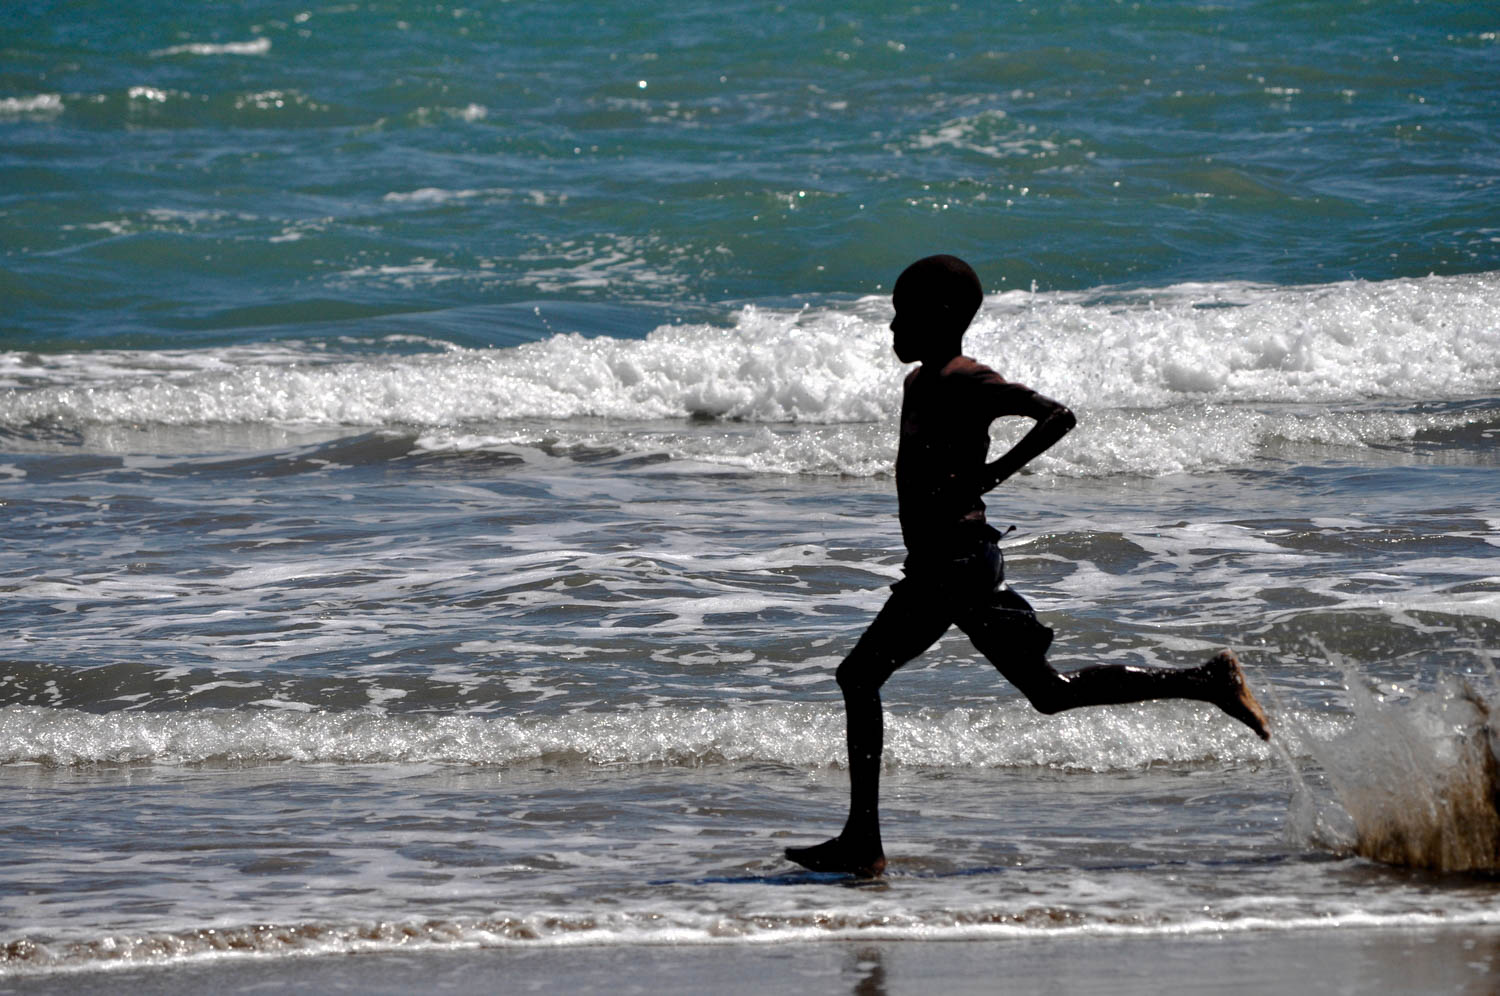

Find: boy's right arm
<box><xmin>978</xmin><ymin>392</ymin><xmax>1076</xmax><ymax>494</ymax></box>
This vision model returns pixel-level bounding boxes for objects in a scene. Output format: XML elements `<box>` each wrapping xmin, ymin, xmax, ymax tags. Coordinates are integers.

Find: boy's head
<box><xmin>889</xmin><ymin>254</ymin><xmax>983</xmax><ymax>363</ymax></box>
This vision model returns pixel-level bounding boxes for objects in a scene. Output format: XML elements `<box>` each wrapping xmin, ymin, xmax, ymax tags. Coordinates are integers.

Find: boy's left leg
<box><xmin>958</xmin><ymin>587</ymin><xmax>1269</xmax><ymax>740</ymax></box>
<box><xmin>785</xmin><ymin>582</ymin><xmax>952</xmax><ymax>877</ymax></box>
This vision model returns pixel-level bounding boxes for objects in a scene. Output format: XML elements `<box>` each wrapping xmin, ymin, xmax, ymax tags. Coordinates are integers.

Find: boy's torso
<box><xmin>895</xmin><ymin>355</ymin><xmax>1034</xmax><ymax>556</ymax></box>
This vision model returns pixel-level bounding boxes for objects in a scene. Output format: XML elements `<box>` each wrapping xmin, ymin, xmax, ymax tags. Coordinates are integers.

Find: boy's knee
<box><xmin>964</xmin><ymin>613</ymin><xmax>1069</xmax><ymax>713</ymax></box>
<box><xmin>987</xmin><ymin>663</ymin><xmax>1068</xmax><ymax>713</ymax></box>
<box><xmin>1018</xmin><ymin>678</ymin><xmax>1068</xmax><ymax>714</ymax></box>
<box><xmin>962</xmin><ymin>608</ymin><xmax>1054</xmax><ymax>662</ymax></box>
<box><xmin>836</xmin><ymin>654</ymin><xmax>891</xmax><ymax>698</ymax></box>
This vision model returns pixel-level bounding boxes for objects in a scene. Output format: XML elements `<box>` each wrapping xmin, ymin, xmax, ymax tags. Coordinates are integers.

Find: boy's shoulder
<box><xmin>905</xmin><ymin>355</ymin><xmax>1009</xmax><ymax>387</ymax></box>
<box><xmin>905</xmin><ymin>355</ymin><xmax>1045</xmax><ymax>420</ymax></box>
<box><xmin>947</xmin><ymin>355</ymin><xmax>1006</xmax><ymax>382</ymax></box>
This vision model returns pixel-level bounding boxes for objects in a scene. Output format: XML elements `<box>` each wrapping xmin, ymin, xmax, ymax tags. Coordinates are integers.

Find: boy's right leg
<box><xmin>959</xmin><ymin>587</ymin><xmax>1270</xmax><ymax>740</ymax></box>
<box><xmin>784</xmin><ymin>586</ymin><xmax>951</xmax><ymax>877</ymax></box>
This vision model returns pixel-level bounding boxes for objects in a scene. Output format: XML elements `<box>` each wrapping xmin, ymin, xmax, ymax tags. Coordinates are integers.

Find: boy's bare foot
<box><xmin>1203</xmin><ymin>649</ymin><xmax>1270</xmax><ymax>740</ymax></box>
<box><xmin>784</xmin><ymin>837</ymin><xmax>886</xmax><ymax>878</ymax></box>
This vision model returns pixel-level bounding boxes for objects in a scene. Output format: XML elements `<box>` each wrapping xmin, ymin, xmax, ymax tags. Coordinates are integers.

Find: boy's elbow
<box><xmin>1052</xmin><ymin>405</ymin><xmax>1077</xmax><ymax>433</ymax></box>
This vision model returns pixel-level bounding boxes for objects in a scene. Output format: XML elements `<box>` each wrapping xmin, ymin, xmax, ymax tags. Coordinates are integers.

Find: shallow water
<box><xmin>4</xmin><ymin>411</ymin><xmax>1499</xmax><ymax>974</ymax></box>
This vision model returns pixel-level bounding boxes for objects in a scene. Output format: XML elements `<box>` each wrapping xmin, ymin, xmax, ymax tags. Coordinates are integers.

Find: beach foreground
<box><xmin>7</xmin><ymin>927</ymin><xmax>1497</xmax><ymax>995</ymax></box>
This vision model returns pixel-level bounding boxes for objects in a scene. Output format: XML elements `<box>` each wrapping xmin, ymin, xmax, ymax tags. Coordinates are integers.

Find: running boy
<box><xmin>785</xmin><ymin>254</ymin><xmax>1270</xmax><ymax>878</ymax></box>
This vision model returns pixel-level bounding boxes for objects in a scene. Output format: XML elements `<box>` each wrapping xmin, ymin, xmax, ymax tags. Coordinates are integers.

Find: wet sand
<box><xmin>10</xmin><ymin>926</ymin><xmax>1499</xmax><ymax>995</ymax></box>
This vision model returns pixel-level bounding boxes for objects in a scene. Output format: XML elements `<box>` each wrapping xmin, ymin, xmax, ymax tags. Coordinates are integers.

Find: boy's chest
<box><xmin>898</xmin><ymin>385</ymin><xmax>991</xmax><ymax>465</ymax></box>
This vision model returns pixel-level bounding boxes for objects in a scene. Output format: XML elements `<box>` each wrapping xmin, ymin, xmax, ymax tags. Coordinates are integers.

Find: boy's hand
<box><xmin>980</xmin><ymin>398</ymin><xmax>1076</xmax><ymax>493</ymax></box>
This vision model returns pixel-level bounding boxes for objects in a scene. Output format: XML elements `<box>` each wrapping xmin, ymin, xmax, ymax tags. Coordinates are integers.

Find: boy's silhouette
<box><xmin>785</xmin><ymin>254</ymin><xmax>1270</xmax><ymax>878</ymax></box>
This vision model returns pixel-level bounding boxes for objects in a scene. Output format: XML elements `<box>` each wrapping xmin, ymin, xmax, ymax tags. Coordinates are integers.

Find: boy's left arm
<box><xmin>977</xmin><ymin>390</ymin><xmax>1076</xmax><ymax>494</ymax></box>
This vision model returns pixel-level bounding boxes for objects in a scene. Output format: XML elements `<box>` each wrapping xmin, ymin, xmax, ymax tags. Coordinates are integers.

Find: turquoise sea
<box><xmin>3</xmin><ymin>1</ymin><xmax>1499</xmax><ymax>989</ymax></box>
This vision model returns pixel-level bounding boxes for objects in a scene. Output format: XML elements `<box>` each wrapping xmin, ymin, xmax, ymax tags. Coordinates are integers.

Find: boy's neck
<box><xmin>917</xmin><ymin>349</ymin><xmax>961</xmax><ymax>369</ymax></box>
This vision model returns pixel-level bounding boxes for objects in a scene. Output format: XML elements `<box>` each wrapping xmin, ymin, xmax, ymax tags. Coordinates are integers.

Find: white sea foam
<box><xmin>1</xmin><ymin>273</ymin><xmax>1496</xmax><ymax>476</ymax></box>
<box><xmin>0</xmin><ymin>700</ymin><xmax>1289</xmax><ymax>770</ymax></box>
<box><xmin>151</xmin><ymin>38</ymin><xmax>271</xmax><ymax>57</ymax></box>
<box><xmin>6</xmin><ymin>906</ymin><xmax>1500</xmax><ymax>977</ymax></box>
<box><xmin>911</xmin><ymin>108</ymin><xmax>1062</xmax><ymax>160</ymax></box>
<box><xmin>514</xmin><ymin>235</ymin><xmax>688</xmax><ymax>292</ymax></box>
<box><xmin>0</xmin><ymin>94</ymin><xmax>64</xmax><ymax>117</ymax></box>
<box><xmin>126</xmin><ymin>85</ymin><xmax>170</xmax><ymax>103</ymax></box>
<box><xmin>382</xmin><ymin>187</ymin><xmax>506</xmax><ymax>204</ymax></box>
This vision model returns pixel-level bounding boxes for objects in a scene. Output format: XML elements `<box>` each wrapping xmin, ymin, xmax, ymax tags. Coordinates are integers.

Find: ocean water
<box><xmin>2</xmin><ymin>0</ymin><xmax>1499</xmax><ymax>985</ymax></box>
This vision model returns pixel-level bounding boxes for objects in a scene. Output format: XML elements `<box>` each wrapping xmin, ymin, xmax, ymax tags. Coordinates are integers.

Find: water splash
<box><xmin>1285</xmin><ymin>652</ymin><xmax>1500</xmax><ymax>872</ymax></box>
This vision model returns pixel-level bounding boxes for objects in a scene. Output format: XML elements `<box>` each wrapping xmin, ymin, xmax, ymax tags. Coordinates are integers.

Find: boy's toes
<box><xmin>1205</xmin><ymin>650</ymin><xmax>1270</xmax><ymax>740</ymax></box>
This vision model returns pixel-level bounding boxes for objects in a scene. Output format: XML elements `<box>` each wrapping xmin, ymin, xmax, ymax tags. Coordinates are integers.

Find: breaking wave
<box><xmin>0</xmin><ymin>699</ymin><xmax>1288</xmax><ymax>772</ymax></box>
<box><xmin>2</xmin><ymin>272</ymin><xmax>1497</xmax><ymax>477</ymax></box>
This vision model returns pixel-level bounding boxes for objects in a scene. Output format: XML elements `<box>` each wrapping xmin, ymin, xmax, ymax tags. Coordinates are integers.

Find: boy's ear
<box><xmin>938</xmin><ymin>301</ymin><xmax>974</xmax><ymax>333</ymax></box>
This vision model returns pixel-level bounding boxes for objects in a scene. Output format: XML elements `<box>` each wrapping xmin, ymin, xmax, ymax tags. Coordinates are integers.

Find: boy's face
<box><xmin>889</xmin><ymin>293</ymin><xmax>959</xmax><ymax>364</ymax></box>
<box><xmin>890</xmin><ymin>300</ymin><xmax>922</xmax><ymax>363</ymax></box>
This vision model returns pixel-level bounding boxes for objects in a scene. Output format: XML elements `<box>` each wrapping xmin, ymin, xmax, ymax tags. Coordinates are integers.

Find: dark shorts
<box><xmin>836</xmin><ymin>541</ymin><xmax>1055</xmax><ymax>694</ymax></box>
<box><xmin>896</xmin><ymin>541</ymin><xmax>1008</xmax><ymax>602</ymax></box>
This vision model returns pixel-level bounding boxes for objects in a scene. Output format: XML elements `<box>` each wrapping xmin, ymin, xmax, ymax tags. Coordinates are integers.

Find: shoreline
<box><xmin>6</xmin><ymin>924</ymin><xmax>1499</xmax><ymax>994</ymax></box>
